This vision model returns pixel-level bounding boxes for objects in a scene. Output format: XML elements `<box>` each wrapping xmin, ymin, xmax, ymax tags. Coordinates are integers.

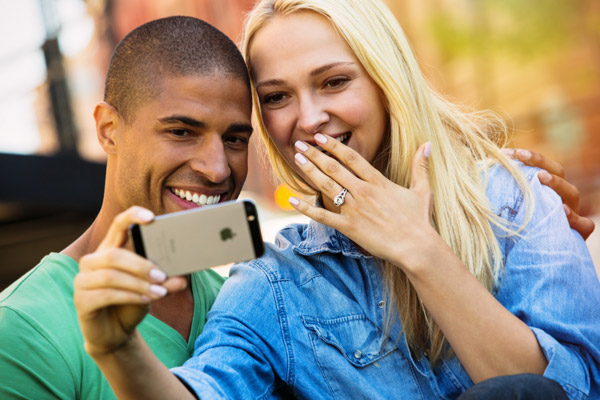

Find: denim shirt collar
<box><xmin>290</xmin><ymin>219</ymin><xmax>372</xmax><ymax>260</ymax></box>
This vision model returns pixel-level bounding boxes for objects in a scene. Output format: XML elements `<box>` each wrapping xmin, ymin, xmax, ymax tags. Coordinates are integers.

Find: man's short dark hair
<box><xmin>104</xmin><ymin>16</ymin><xmax>250</xmax><ymax>124</ymax></box>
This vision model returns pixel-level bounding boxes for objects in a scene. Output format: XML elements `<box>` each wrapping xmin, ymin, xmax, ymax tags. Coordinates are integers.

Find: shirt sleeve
<box><xmin>171</xmin><ymin>258</ymin><xmax>291</xmax><ymax>400</ymax></box>
<box><xmin>494</xmin><ymin>168</ymin><xmax>600</xmax><ymax>400</ymax></box>
<box><xmin>0</xmin><ymin>307</ymin><xmax>76</xmax><ymax>399</ymax></box>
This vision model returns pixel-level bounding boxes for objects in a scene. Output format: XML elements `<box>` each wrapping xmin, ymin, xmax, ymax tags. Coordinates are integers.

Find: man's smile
<box><xmin>170</xmin><ymin>187</ymin><xmax>223</xmax><ymax>207</ymax></box>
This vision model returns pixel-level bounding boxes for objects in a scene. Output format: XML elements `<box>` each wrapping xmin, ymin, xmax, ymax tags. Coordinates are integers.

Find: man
<box><xmin>0</xmin><ymin>16</ymin><xmax>252</xmax><ymax>398</ymax></box>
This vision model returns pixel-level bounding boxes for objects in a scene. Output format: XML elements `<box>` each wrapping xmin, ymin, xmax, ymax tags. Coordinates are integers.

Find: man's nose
<box><xmin>296</xmin><ymin>94</ymin><xmax>329</xmax><ymax>135</ymax></box>
<box><xmin>189</xmin><ymin>134</ymin><xmax>231</xmax><ymax>183</ymax></box>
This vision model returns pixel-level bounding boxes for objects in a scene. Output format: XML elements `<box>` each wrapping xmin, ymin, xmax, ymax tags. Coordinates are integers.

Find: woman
<box><xmin>75</xmin><ymin>1</ymin><xmax>599</xmax><ymax>399</ymax></box>
<box><xmin>235</xmin><ymin>1</ymin><xmax>598</xmax><ymax>396</ymax></box>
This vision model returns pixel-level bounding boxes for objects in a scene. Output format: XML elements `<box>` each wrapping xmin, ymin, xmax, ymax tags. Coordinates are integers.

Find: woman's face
<box><xmin>249</xmin><ymin>11</ymin><xmax>388</xmax><ymax>187</ymax></box>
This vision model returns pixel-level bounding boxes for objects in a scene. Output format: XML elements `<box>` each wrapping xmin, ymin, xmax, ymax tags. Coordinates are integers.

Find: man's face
<box><xmin>113</xmin><ymin>74</ymin><xmax>252</xmax><ymax>215</ymax></box>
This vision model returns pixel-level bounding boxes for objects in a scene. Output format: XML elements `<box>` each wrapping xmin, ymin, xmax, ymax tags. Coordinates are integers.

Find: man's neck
<box><xmin>61</xmin><ymin>223</ymin><xmax>101</xmax><ymax>262</ymax></box>
<box><xmin>149</xmin><ymin>277</ymin><xmax>195</xmax><ymax>341</ymax></box>
<box><xmin>61</xmin><ymin>205</ymin><xmax>116</xmax><ymax>261</ymax></box>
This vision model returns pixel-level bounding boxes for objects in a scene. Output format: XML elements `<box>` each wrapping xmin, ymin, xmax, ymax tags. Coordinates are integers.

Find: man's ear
<box><xmin>94</xmin><ymin>101</ymin><xmax>123</xmax><ymax>155</ymax></box>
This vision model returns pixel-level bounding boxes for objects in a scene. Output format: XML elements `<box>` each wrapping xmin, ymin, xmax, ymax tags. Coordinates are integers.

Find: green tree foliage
<box><xmin>428</xmin><ymin>0</ymin><xmax>578</xmax><ymax>62</ymax></box>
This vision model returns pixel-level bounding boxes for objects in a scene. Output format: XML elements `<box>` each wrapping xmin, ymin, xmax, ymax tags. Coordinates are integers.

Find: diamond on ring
<box><xmin>333</xmin><ymin>188</ymin><xmax>348</xmax><ymax>207</ymax></box>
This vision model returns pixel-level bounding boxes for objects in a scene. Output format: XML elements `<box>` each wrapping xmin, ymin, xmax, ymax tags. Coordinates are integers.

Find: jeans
<box><xmin>457</xmin><ymin>374</ymin><xmax>568</xmax><ymax>400</ymax></box>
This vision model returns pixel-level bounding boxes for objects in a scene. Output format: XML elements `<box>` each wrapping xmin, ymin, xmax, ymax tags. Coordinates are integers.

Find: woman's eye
<box><xmin>325</xmin><ymin>77</ymin><xmax>349</xmax><ymax>89</ymax></box>
<box><xmin>262</xmin><ymin>93</ymin><xmax>287</xmax><ymax>105</ymax></box>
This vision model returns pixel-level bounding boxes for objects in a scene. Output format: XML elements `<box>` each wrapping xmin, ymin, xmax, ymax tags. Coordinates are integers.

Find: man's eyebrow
<box><xmin>256</xmin><ymin>61</ymin><xmax>355</xmax><ymax>88</ymax></box>
<box><xmin>159</xmin><ymin>115</ymin><xmax>252</xmax><ymax>135</ymax></box>
<box><xmin>158</xmin><ymin>115</ymin><xmax>206</xmax><ymax>128</ymax></box>
<box><xmin>225</xmin><ymin>123</ymin><xmax>254</xmax><ymax>136</ymax></box>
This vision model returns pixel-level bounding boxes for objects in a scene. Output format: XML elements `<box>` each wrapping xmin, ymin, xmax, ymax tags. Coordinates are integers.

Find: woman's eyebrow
<box><xmin>309</xmin><ymin>61</ymin><xmax>355</xmax><ymax>77</ymax></box>
<box><xmin>255</xmin><ymin>78</ymin><xmax>285</xmax><ymax>89</ymax></box>
<box><xmin>255</xmin><ymin>61</ymin><xmax>356</xmax><ymax>89</ymax></box>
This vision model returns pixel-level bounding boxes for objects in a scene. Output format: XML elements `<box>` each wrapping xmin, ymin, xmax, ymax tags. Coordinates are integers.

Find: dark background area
<box><xmin>0</xmin><ymin>153</ymin><xmax>104</xmax><ymax>290</ymax></box>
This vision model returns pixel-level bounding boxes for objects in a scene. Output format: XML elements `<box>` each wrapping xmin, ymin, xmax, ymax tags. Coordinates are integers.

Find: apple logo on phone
<box><xmin>220</xmin><ymin>228</ymin><xmax>236</xmax><ymax>241</ymax></box>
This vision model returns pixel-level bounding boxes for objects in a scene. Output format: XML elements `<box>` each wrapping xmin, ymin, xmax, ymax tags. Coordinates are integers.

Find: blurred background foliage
<box><xmin>430</xmin><ymin>0</ymin><xmax>580</xmax><ymax>60</ymax></box>
<box><xmin>391</xmin><ymin>0</ymin><xmax>600</xmax><ymax>218</ymax></box>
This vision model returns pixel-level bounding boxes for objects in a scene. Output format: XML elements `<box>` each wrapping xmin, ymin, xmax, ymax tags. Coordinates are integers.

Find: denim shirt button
<box><xmin>378</xmin><ymin>300</ymin><xmax>385</xmax><ymax>309</ymax></box>
<box><xmin>353</xmin><ymin>350</ymin><xmax>362</xmax><ymax>359</ymax></box>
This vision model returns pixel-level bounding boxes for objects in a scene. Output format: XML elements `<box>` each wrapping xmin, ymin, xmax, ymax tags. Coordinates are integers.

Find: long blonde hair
<box><xmin>242</xmin><ymin>0</ymin><xmax>531</xmax><ymax>365</ymax></box>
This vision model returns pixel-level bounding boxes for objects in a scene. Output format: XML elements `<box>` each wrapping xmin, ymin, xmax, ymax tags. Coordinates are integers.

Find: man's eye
<box><xmin>168</xmin><ymin>129</ymin><xmax>191</xmax><ymax>137</ymax></box>
<box><xmin>225</xmin><ymin>136</ymin><xmax>249</xmax><ymax>145</ymax></box>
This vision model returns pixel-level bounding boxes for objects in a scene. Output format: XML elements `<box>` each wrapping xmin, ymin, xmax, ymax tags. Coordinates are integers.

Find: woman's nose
<box><xmin>296</xmin><ymin>94</ymin><xmax>329</xmax><ymax>134</ymax></box>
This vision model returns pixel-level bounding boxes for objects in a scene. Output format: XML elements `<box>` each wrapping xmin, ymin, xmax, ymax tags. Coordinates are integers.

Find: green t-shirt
<box><xmin>0</xmin><ymin>253</ymin><xmax>225</xmax><ymax>399</ymax></box>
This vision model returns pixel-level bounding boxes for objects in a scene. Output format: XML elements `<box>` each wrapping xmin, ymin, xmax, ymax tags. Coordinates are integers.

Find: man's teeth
<box><xmin>172</xmin><ymin>188</ymin><xmax>221</xmax><ymax>206</ymax></box>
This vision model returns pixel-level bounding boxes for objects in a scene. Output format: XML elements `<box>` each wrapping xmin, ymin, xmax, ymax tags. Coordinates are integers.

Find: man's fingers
<box><xmin>75</xmin><ymin>267</ymin><xmax>168</xmax><ymax>300</ymax></box>
<box><xmin>538</xmin><ymin>171</ymin><xmax>580</xmax><ymax>213</ymax></box>
<box><xmin>504</xmin><ymin>147</ymin><xmax>578</xmax><ymax>208</ymax></box>
<box><xmin>79</xmin><ymin>248</ymin><xmax>163</xmax><ymax>280</ymax></box>
<box><xmin>74</xmin><ymin>270</ymin><xmax>186</xmax><ymax>319</ymax></box>
<box><xmin>504</xmin><ymin>148</ymin><xmax>565</xmax><ymax>178</ymax></box>
<box><xmin>504</xmin><ymin>149</ymin><xmax>591</xmax><ymax>238</ymax></box>
<box><xmin>162</xmin><ymin>276</ymin><xmax>188</xmax><ymax>293</ymax></box>
<box><xmin>97</xmin><ymin>206</ymin><xmax>154</xmax><ymax>251</ymax></box>
<box><xmin>563</xmin><ymin>204</ymin><xmax>596</xmax><ymax>241</ymax></box>
<box><xmin>75</xmin><ymin>287</ymin><xmax>152</xmax><ymax>318</ymax></box>
<box><xmin>77</xmin><ymin>250</ymin><xmax>187</xmax><ymax>297</ymax></box>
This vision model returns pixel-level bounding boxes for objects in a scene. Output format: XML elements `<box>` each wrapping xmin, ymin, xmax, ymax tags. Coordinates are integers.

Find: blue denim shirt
<box><xmin>172</xmin><ymin>163</ymin><xmax>600</xmax><ymax>400</ymax></box>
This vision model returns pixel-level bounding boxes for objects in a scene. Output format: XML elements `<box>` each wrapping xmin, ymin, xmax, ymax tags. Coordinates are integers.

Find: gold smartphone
<box><xmin>129</xmin><ymin>200</ymin><xmax>264</xmax><ymax>276</ymax></box>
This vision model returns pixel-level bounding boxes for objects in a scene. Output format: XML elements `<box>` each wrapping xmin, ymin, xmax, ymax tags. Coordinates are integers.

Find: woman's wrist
<box><xmin>388</xmin><ymin>227</ymin><xmax>457</xmax><ymax>278</ymax></box>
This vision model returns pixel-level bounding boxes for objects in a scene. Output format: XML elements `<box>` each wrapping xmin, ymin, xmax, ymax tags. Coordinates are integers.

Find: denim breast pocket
<box><xmin>301</xmin><ymin>314</ymin><xmax>423</xmax><ymax>399</ymax></box>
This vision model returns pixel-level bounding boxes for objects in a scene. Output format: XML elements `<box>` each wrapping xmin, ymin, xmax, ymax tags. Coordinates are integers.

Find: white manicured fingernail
<box><xmin>517</xmin><ymin>150</ymin><xmax>531</xmax><ymax>160</ymax></box>
<box><xmin>502</xmin><ymin>148</ymin><xmax>515</xmax><ymax>157</ymax></box>
<box><xmin>295</xmin><ymin>153</ymin><xmax>307</xmax><ymax>165</ymax></box>
<box><xmin>289</xmin><ymin>197</ymin><xmax>299</xmax><ymax>206</ymax></box>
<box><xmin>150</xmin><ymin>284</ymin><xmax>167</xmax><ymax>297</ymax></box>
<box><xmin>538</xmin><ymin>170</ymin><xmax>552</xmax><ymax>184</ymax></box>
<box><xmin>295</xmin><ymin>141</ymin><xmax>309</xmax><ymax>152</ymax></box>
<box><xmin>138</xmin><ymin>209</ymin><xmax>154</xmax><ymax>221</ymax></box>
<box><xmin>423</xmin><ymin>142</ymin><xmax>431</xmax><ymax>158</ymax></box>
<box><xmin>315</xmin><ymin>133</ymin><xmax>327</xmax><ymax>144</ymax></box>
<box><xmin>149</xmin><ymin>268</ymin><xmax>167</xmax><ymax>282</ymax></box>
<box><xmin>563</xmin><ymin>204</ymin><xmax>571</xmax><ymax>216</ymax></box>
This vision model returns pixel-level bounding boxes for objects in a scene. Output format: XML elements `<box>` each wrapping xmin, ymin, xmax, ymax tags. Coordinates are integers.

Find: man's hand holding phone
<box><xmin>73</xmin><ymin>206</ymin><xmax>187</xmax><ymax>358</ymax></box>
